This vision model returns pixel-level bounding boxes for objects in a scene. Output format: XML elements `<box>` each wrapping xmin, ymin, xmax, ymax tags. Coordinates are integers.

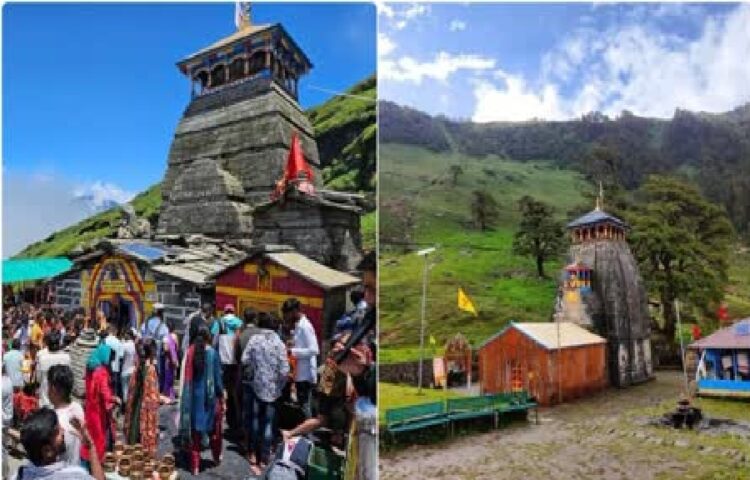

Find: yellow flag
<box><xmin>458</xmin><ymin>287</ymin><xmax>478</xmax><ymax>316</ymax></box>
<box><xmin>429</xmin><ymin>335</ymin><xmax>437</xmax><ymax>346</ymax></box>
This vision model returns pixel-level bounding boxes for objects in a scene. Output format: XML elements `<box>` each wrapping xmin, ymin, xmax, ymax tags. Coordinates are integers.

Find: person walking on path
<box><xmin>215</xmin><ymin>304</ymin><xmax>242</xmax><ymax>435</ymax></box>
<box><xmin>123</xmin><ymin>338</ymin><xmax>160</xmax><ymax>457</ymax></box>
<box><xmin>36</xmin><ymin>331</ymin><xmax>71</xmax><ymax>409</ymax></box>
<box><xmin>119</xmin><ymin>330</ymin><xmax>136</xmax><ymax>412</ymax></box>
<box><xmin>178</xmin><ymin>325</ymin><xmax>224</xmax><ymax>476</ymax></box>
<box><xmin>141</xmin><ymin>304</ymin><xmax>168</xmax><ymax>384</ymax></box>
<box><xmin>282</xmin><ymin>298</ymin><xmax>319</xmax><ymax>419</ymax></box>
<box><xmin>4</xmin><ymin>339</ymin><xmax>25</xmax><ymax>391</ymax></box>
<box><xmin>242</xmin><ymin>312</ymin><xmax>289</xmax><ymax>475</ymax></box>
<box><xmin>81</xmin><ymin>344</ymin><xmax>120</xmax><ymax>470</ymax></box>
<box><xmin>237</xmin><ymin>307</ymin><xmax>261</xmax><ymax>460</ymax></box>
<box><xmin>48</xmin><ymin>365</ymin><xmax>85</xmax><ymax>467</ymax></box>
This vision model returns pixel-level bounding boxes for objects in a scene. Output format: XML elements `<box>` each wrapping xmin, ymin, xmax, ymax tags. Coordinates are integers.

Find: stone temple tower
<box><xmin>157</xmin><ymin>6</ymin><xmax>320</xmax><ymax>242</ymax></box>
<box><xmin>554</xmin><ymin>187</ymin><xmax>654</xmax><ymax>387</ymax></box>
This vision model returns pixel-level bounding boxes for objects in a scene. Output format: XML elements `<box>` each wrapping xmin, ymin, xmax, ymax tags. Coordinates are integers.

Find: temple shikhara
<box><xmin>49</xmin><ymin>5</ymin><xmax>365</xmax><ymax>340</ymax></box>
<box><xmin>554</xmin><ymin>186</ymin><xmax>653</xmax><ymax>388</ymax></box>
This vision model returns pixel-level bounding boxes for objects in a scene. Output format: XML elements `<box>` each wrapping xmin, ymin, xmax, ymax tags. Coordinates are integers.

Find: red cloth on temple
<box><xmin>271</xmin><ymin>132</ymin><xmax>315</xmax><ymax>200</ymax></box>
<box><xmin>283</xmin><ymin>132</ymin><xmax>314</xmax><ymax>183</ymax></box>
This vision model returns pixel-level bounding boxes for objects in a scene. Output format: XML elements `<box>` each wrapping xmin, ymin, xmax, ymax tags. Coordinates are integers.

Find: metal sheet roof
<box><xmin>2</xmin><ymin>258</ymin><xmax>73</xmax><ymax>284</ymax></box>
<box><xmin>480</xmin><ymin>322</ymin><xmax>606</xmax><ymax>351</ymax></box>
<box><xmin>567</xmin><ymin>209</ymin><xmax>628</xmax><ymax>229</ymax></box>
<box><xmin>690</xmin><ymin>319</ymin><xmax>750</xmax><ymax>350</ymax></box>
<box><xmin>180</xmin><ymin>24</ymin><xmax>274</xmax><ymax>64</ymax></box>
<box><xmin>266</xmin><ymin>252</ymin><xmax>359</xmax><ymax>290</ymax></box>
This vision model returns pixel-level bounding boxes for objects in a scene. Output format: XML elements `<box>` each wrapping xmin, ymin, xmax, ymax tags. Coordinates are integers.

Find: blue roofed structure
<box><xmin>567</xmin><ymin>209</ymin><xmax>628</xmax><ymax>229</ymax></box>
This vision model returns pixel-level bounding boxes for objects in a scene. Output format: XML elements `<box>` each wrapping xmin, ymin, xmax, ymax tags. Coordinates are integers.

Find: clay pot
<box><xmin>143</xmin><ymin>461</ymin><xmax>154</xmax><ymax>478</ymax></box>
<box><xmin>114</xmin><ymin>442</ymin><xmax>125</xmax><ymax>454</ymax></box>
<box><xmin>103</xmin><ymin>459</ymin><xmax>116</xmax><ymax>473</ymax></box>
<box><xmin>158</xmin><ymin>465</ymin><xmax>172</xmax><ymax>480</ymax></box>
<box><xmin>133</xmin><ymin>459</ymin><xmax>144</xmax><ymax>472</ymax></box>
<box><xmin>130</xmin><ymin>472</ymin><xmax>144</xmax><ymax>480</ymax></box>
<box><xmin>161</xmin><ymin>453</ymin><xmax>175</xmax><ymax>467</ymax></box>
<box><xmin>119</xmin><ymin>457</ymin><xmax>132</xmax><ymax>477</ymax></box>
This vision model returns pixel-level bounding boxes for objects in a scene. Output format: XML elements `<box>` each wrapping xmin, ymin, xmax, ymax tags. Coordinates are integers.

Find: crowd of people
<box><xmin>2</xmin><ymin>252</ymin><xmax>377</xmax><ymax>479</ymax></box>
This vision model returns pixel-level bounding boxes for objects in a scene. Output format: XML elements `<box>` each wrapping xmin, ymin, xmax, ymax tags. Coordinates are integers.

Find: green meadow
<box><xmin>379</xmin><ymin>143</ymin><xmax>750</xmax><ymax>364</ymax></box>
<box><xmin>380</xmin><ymin>143</ymin><xmax>593</xmax><ymax>362</ymax></box>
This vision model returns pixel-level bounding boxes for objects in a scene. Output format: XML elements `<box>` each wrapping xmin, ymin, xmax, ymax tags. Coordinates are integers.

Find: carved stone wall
<box><xmin>554</xmin><ymin>240</ymin><xmax>654</xmax><ymax>387</ymax></box>
<box><xmin>158</xmin><ymin>78</ymin><xmax>321</xmax><ymax>238</ymax></box>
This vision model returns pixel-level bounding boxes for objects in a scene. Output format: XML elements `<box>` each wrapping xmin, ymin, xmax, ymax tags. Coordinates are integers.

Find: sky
<box><xmin>2</xmin><ymin>2</ymin><xmax>375</xmax><ymax>256</ymax></box>
<box><xmin>378</xmin><ymin>2</ymin><xmax>750</xmax><ymax>122</ymax></box>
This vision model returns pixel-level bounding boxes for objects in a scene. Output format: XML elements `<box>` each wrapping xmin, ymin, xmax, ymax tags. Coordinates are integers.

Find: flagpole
<box><xmin>417</xmin><ymin>247</ymin><xmax>436</xmax><ymax>394</ymax></box>
<box><xmin>675</xmin><ymin>299</ymin><xmax>690</xmax><ymax>397</ymax></box>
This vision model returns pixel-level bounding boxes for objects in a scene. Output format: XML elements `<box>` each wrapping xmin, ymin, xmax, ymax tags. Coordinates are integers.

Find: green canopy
<box><xmin>2</xmin><ymin>257</ymin><xmax>73</xmax><ymax>284</ymax></box>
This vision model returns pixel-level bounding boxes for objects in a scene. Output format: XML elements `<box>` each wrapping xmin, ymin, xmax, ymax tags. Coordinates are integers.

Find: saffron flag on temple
<box><xmin>284</xmin><ymin>132</ymin><xmax>314</xmax><ymax>183</ymax></box>
<box><xmin>272</xmin><ymin>132</ymin><xmax>315</xmax><ymax>200</ymax></box>
<box><xmin>458</xmin><ymin>287</ymin><xmax>478</xmax><ymax>317</ymax></box>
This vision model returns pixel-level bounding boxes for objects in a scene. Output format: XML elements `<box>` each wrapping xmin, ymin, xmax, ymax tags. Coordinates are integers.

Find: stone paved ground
<box><xmin>380</xmin><ymin>371</ymin><xmax>750</xmax><ymax>480</ymax></box>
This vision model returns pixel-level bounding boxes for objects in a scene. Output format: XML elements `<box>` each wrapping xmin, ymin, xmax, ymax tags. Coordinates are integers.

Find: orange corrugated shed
<box><xmin>478</xmin><ymin>322</ymin><xmax>608</xmax><ymax>406</ymax></box>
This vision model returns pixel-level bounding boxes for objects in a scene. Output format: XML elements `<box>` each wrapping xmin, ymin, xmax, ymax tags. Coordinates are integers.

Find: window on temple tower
<box><xmin>248</xmin><ymin>51</ymin><xmax>265</xmax><ymax>76</ymax></box>
<box><xmin>228</xmin><ymin>57</ymin><xmax>244</xmax><ymax>82</ymax></box>
<box><xmin>210</xmin><ymin>64</ymin><xmax>226</xmax><ymax>88</ymax></box>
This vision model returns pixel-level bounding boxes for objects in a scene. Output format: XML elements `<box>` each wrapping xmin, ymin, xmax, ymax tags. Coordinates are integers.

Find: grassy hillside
<box><xmin>16</xmin><ymin>77</ymin><xmax>376</xmax><ymax>258</ymax></box>
<box><xmin>380</xmin><ymin>143</ymin><xmax>592</xmax><ymax>362</ymax></box>
<box><xmin>308</xmin><ymin>75</ymin><xmax>376</xmax><ymax>192</ymax></box>
<box><xmin>380</xmin><ymin>143</ymin><xmax>750</xmax><ymax>363</ymax></box>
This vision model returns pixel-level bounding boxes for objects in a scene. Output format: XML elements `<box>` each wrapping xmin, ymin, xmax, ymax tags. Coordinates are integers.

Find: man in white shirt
<box><xmin>119</xmin><ymin>329</ymin><xmax>137</xmax><ymax>407</ymax></box>
<box><xmin>282</xmin><ymin>298</ymin><xmax>319</xmax><ymax>419</ymax></box>
<box><xmin>36</xmin><ymin>331</ymin><xmax>70</xmax><ymax>409</ymax></box>
<box><xmin>2</xmin><ymin>364</ymin><xmax>13</xmax><ymax>428</ymax></box>
<box><xmin>47</xmin><ymin>365</ymin><xmax>85</xmax><ymax>468</ymax></box>
<box><xmin>103</xmin><ymin>323</ymin><xmax>124</xmax><ymax>399</ymax></box>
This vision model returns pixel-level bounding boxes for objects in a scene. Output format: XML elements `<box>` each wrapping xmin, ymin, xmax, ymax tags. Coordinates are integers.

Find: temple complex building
<box><xmin>157</xmin><ymin>11</ymin><xmax>323</xmax><ymax>241</ymax></box>
<box><xmin>554</xmin><ymin>188</ymin><xmax>653</xmax><ymax>387</ymax></box>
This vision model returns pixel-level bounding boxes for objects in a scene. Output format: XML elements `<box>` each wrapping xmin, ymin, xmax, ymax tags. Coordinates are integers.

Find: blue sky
<box><xmin>379</xmin><ymin>2</ymin><xmax>750</xmax><ymax>121</ymax></box>
<box><xmin>2</xmin><ymin>2</ymin><xmax>375</xmax><ymax>256</ymax></box>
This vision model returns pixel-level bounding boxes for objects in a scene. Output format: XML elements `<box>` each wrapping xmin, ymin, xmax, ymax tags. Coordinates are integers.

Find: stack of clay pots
<box><xmin>103</xmin><ymin>442</ymin><xmax>177</xmax><ymax>480</ymax></box>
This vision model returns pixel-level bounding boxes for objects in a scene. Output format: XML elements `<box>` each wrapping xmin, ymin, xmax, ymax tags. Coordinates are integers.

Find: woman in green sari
<box><xmin>123</xmin><ymin>338</ymin><xmax>160</xmax><ymax>457</ymax></box>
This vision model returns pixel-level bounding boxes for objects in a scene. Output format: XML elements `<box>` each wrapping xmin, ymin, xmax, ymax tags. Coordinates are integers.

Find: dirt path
<box><xmin>380</xmin><ymin>371</ymin><xmax>750</xmax><ymax>480</ymax></box>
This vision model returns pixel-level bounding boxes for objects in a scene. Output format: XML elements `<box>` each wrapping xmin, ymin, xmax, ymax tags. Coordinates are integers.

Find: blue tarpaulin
<box><xmin>2</xmin><ymin>258</ymin><xmax>73</xmax><ymax>284</ymax></box>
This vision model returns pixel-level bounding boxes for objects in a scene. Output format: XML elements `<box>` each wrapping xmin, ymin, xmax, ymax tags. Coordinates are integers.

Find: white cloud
<box><xmin>473</xmin><ymin>71</ymin><xmax>564</xmax><ymax>122</ymax></box>
<box><xmin>378</xmin><ymin>2</ymin><xmax>430</xmax><ymax>31</ymax></box>
<box><xmin>380</xmin><ymin>52</ymin><xmax>496</xmax><ymax>84</ymax></box>
<box><xmin>3</xmin><ymin>173</ymin><xmax>135</xmax><ymax>256</ymax></box>
<box><xmin>73</xmin><ymin>181</ymin><xmax>135</xmax><ymax>208</ymax></box>
<box><xmin>449</xmin><ymin>20</ymin><xmax>467</xmax><ymax>32</ymax></box>
<box><xmin>378</xmin><ymin>32</ymin><xmax>396</xmax><ymax>57</ymax></box>
<box><xmin>473</xmin><ymin>3</ymin><xmax>750</xmax><ymax>121</ymax></box>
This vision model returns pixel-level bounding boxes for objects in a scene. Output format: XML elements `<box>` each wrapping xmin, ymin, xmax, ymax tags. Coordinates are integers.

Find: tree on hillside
<box><xmin>628</xmin><ymin>175</ymin><xmax>734</xmax><ymax>342</ymax></box>
<box><xmin>512</xmin><ymin>196</ymin><xmax>565</xmax><ymax>278</ymax></box>
<box><xmin>449</xmin><ymin>165</ymin><xmax>463</xmax><ymax>186</ymax></box>
<box><xmin>470</xmin><ymin>190</ymin><xmax>499</xmax><ymax>231</ymax></box>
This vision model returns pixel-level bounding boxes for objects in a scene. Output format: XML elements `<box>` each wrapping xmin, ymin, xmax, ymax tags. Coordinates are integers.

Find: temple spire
<box><xmin>235</xmin><ymin>2</ymin><xmax>252</xmax><ymax>31</ymax></box>
<box><xmin>595</xmin><ymin>181</ymin><xmax>604</xmax><ymax>211</ymax></box>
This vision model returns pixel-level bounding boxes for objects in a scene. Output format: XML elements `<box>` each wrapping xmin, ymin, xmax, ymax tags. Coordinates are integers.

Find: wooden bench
<box><xmin>485</xmin><ymin>391</ymin><xmax>539</xmax><ymax>424</ymax></box>
<box><xmin>384</xmin><ymin>401</ymin><xmax>448</xmax><ymax>438</ymax></box>
<box><xmin>446</xmin><ymin>396</ymin><xmax>498</xmax><ymax>434</ymax></box>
